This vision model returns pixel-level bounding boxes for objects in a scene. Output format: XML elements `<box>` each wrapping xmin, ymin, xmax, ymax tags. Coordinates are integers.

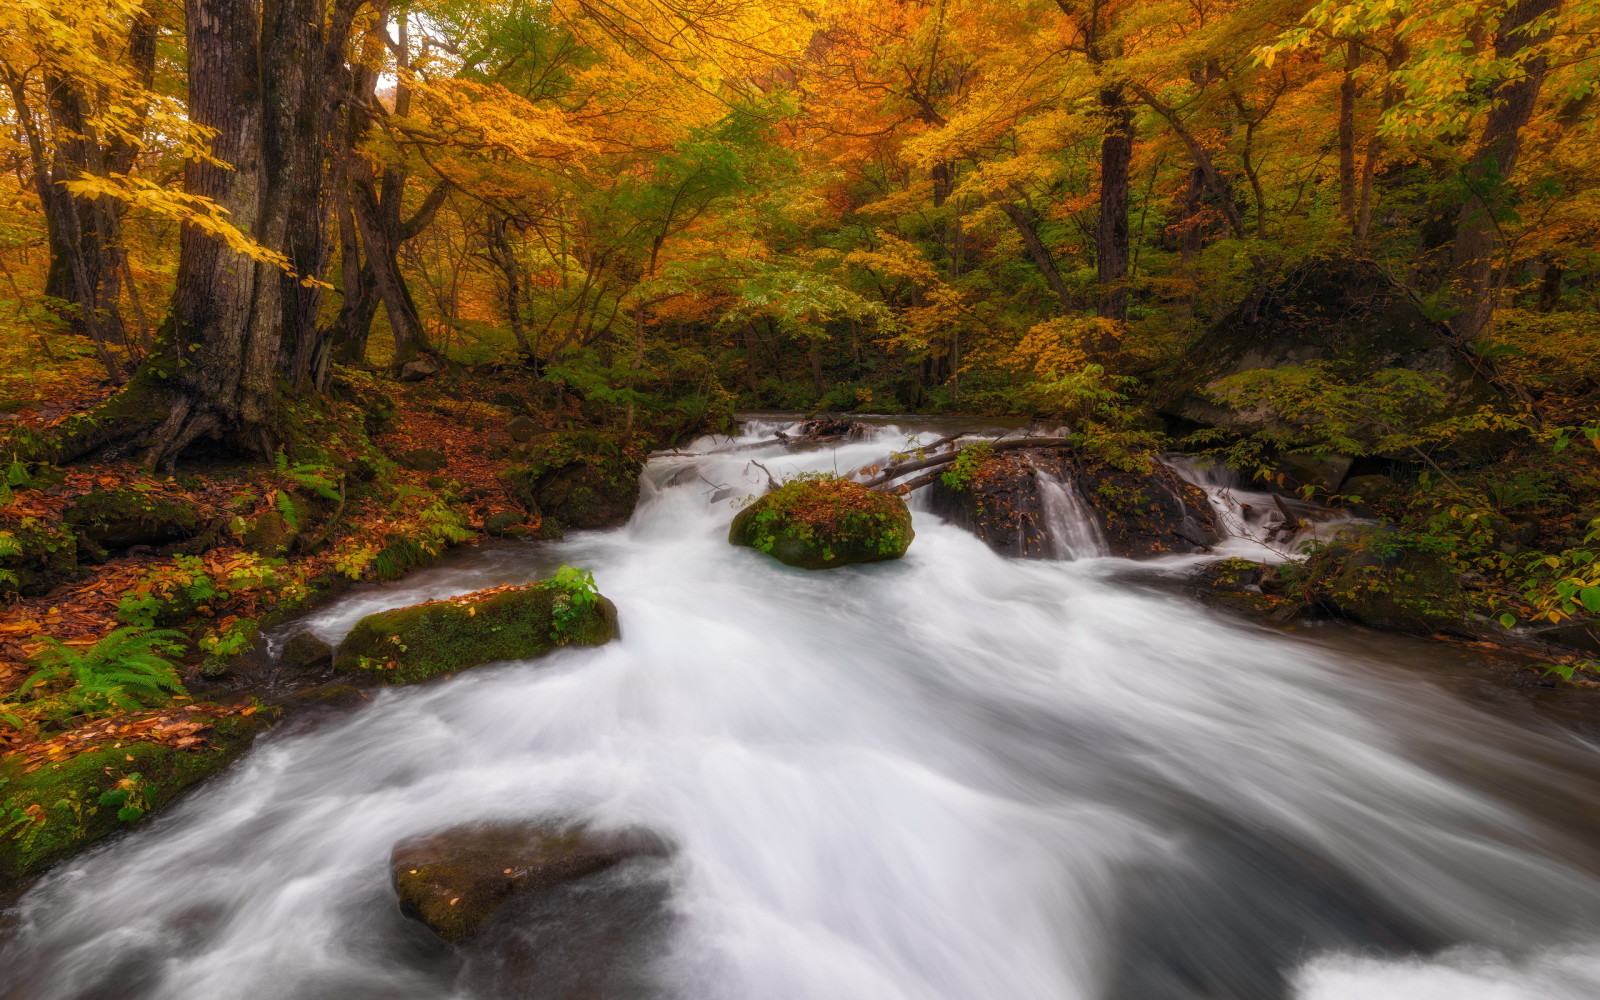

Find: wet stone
<box><xmin>391</xmin><ymin>823</ymin><xmax>672</xmax><ymax>942</ymax></box>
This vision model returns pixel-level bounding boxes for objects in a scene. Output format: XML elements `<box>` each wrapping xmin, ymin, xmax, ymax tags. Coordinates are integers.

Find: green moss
<box><xmin>334</xmin><ymin>581</ymin><xmax>620</xmax><ymax>686</ymax></box>
<box><xmin>240</xmin><ymin>508</ymin><xmax>297</xmax><ymax>556</ymax></box>
<box><xmin>64</xmin><ymin>488</ymin><xmax>200</xmax><ymax>554</ymax></box>
<box><xmin>500</xmin><ymin>430</ymin><xmax>644</xmax><ymax>531</ymax></box>
<box><xmin>0</xmin><ymin>517</ymin><xmax>78</xmax><ymax>596</ymax></box>
<box><xmin>1292</xmin><ymin>535</ymin><xmax>1467</xmax><ymax>634</ymax></box>
<box><xmin>0</xmin><ymin>715</ymin><xmax>261</xmax><ymax>885</ymax></box>
<box><xmin>729</xmin><ymin>477</ymin><xmax>914</xmax><ymax>570</ymax></box>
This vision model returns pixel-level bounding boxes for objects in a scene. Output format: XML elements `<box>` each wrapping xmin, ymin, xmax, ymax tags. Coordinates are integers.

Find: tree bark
<box><xmin>998</xmin><ymin>200</ymin><xmax>1074</xmax><ymax>310</ymax></box>
<box><xmin>1096</xmin><ymin>85</ymin><xmax>1133</xmax><ymax>320</ymax></box>
<box><xmin>117</xmin><ymin>0</ymin><xmax>356</xmax><ymax>466</ymax></box>
<box><xmin>1448</xmin><ymin>0</ymin><xmax>1561</xmax><ymax>340</ymax></box>
<box><xmin>1338</xmin><ymin>40</ymin><xmax>1361</xmax><ymax>226</ymax></box>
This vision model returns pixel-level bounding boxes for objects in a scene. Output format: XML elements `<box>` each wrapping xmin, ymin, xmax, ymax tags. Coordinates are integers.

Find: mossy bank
<box><xmin>0</xmin><ymin>713</ymin><xmax>263</xmax><ymax>887</ymax></box>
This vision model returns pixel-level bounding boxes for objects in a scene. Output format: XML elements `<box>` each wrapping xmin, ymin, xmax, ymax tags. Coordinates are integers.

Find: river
<box><xmin>5</xmin><ymin>419</ymin><xmax>1600</xmax><ymax>1000</ymax></box>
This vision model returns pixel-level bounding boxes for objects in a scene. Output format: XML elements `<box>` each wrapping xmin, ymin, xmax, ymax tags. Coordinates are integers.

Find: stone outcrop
<box><xmin>928</xmin><ymin>446</ymin><xmax>1218</xmax><ymax>559</ymax></box>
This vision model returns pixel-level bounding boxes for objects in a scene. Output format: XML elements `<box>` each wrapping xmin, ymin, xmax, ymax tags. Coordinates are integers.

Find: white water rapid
<box><xmin>6</xmin><ymin>420</ymin><xmax>1600</xmax><ymax>1000</ymax></box>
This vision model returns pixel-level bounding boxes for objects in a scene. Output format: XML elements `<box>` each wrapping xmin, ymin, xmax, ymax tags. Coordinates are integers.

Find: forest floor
<box><xmin>0</xmin><ymin>360</ymin><xmax>564</xmax><ymax>764</ymax></box>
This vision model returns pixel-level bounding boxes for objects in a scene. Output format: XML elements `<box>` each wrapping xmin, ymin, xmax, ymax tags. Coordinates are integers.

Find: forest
<box><xmin>2</xmin><ymin>0</ymin><xmax>1600</xmax><ymax>995</ymax></box>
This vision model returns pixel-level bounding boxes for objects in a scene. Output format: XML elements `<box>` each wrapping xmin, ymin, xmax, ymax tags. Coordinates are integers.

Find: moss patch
<box><xmin>500</xmin><ymin>431</ymin><xmax>644</xmax><ymax>532</ymax></box>
<box><xmin>64</xmin><ymin>488</ymin><xmax>200</xmax><ymax>556</ymax></box>
<box><xmin>1291</xmin><ymin>534</ymin><xmax>1468</xmax><ymax>635</ymax></box>
<box><xmin>730</xmin><ymin>477</ymin><xmax>913</xmax><ymax>570</ymax></box>
<box><xmin>334</xmin><ymin>580</ymin><xmax>619</xmax><ymax>686</ymax></box>
<box><xmin>0</xmin><ymin>517</ymin><xmax>78</xmax><ymax>596</ymax></box>
<box><xmin>0</xmin><ymin>714</ymin><xmax>261</xmax><ymax>886</ymax></box>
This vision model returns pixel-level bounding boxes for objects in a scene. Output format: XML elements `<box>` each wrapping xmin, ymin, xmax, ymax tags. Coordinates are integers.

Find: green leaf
<box><xmin>1581</xmin><ymin>587</ymin><xmax>1600</xmax><ymax>614</ymax></box>
<box><xmin>1499</xmin><ymin>612</ymin><xmax>1517</xmax><ymax>629</ymax></box>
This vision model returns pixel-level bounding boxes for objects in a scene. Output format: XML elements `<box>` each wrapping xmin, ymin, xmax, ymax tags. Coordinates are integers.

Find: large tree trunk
<box><xmin>1447</xmin><ymin>0</ymin><xmax>1561</xmax><ymax>340</ymax></box>
<box><xmin>1338</xmin><ymin>40</ymin><xmax>1361</xmax><ymax>226</ymax></box>
<box><xmin>65</xmin><ymin>0</ymin><xmax>359</xmax><ymax>468</ymax></box>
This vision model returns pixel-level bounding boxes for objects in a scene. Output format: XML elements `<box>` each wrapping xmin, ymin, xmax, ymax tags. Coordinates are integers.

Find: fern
<box><xmin>16</xmin><ymin>627</ymin><xmax>189</xmax><ymax>722</ymax></box>
<box><xmin>274</xmin><ymin>490</ymin><xmax>305</xmax><ymax>531</ymax></box>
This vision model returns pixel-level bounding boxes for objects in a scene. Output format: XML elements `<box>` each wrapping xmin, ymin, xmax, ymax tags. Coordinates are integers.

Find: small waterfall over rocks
<box><xmin>1028</xmin><ymin>459</ymin><xmax>1107</xmax><ymax>560</ymax></box>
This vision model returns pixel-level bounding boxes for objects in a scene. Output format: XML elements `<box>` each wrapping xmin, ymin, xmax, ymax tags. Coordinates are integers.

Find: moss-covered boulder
<box><xmin>0</xmin><ymin>713</ymin><xmax>262</xmax><ymax>886</ymax></box>
<box><xmin>240</xmin><ymin>508</ymin><xmax>297</xmax><ymax>556</ymax></box>
<box><xmin>1296</xmin><ymin>535</ymin><xmax>1467</xmax><ymax>635</ymax></box>
<box><xmin>500</xmin><ymin>431</ymin><xmax>644</xmax><ymax>532</ymax></box>
<box><xmin>730</xmin><ymin>477</ymin><xmax>913</xmax><ymax>570</ymax></box>
<box><xmin>392</xmin><ymin>822</ymin><xmax>671</xmax><ymax>942</ymax></box>
<box><xmin>64</xmin><ymin>488</ymin><xmax>200</xmax><ymax>557</ymax></box>
<box><xmin>0</xmin><ymin>516</ymin><xmax>77</xmax><ymax>596</ymax></box>
<box><xmin>1156</xmin><ymin>258</ymin><xmax>1491</xmax><ymax>435</ymax></box>
<box><xmin>333</xmin><ymin>578</ymin><xmax>619</xmax><ymax>685</ymax></box>
<box><xmin>1076</xmin><ymin>459</ymin><xmax>1220</xmax><ymax>558</ymax></box>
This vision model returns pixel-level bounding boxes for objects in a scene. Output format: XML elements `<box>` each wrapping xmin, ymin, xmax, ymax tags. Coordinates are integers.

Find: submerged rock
<box><xmin>333</xmin><ymin>578</ymin><xmax>619</xmax><ymax>685</ymax></box>
<box><xmin>729</xmin><ymin>477</ymin><xmax>913</xmax><ymax>569</ymax></box>
<box><xmin>780</xmin><ymin>418</ymin><xmax>871</xmax><ymax>443</ymax></box>
<box><xmin>500</xmin><ymin>430</ymin><xmax>644</xmax><ymax>532</ymax></box>
<box><xmin>0</xmin><ymin>712</ymin><xmax>263</xmax><ymax>884</ymax></box>
<box><xmin>392</xmin><ymin>822</ymin><xmax>671</xmax><ymax>942</ymax></box>
<box><xmin>278</xmin><ymin>630</ymin><xmax>334</xmax><ymax>674</ymax></box>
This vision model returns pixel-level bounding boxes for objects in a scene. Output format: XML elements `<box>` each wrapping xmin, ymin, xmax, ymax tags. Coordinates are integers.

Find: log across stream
<box><xmin>6</xmin><ymin>418</ymin><xmax>1600</xmax><ymax>1000</ymax></box>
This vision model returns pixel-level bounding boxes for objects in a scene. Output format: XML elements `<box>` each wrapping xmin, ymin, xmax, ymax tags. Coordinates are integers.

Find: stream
<box><xmin>6</xmin><ymin>418</ymin><xmax>1600</xmax><ymax>999</ymax></box>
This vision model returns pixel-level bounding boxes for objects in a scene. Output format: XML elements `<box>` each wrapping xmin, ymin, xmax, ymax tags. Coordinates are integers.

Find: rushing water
<box><xmin>6</xmin><ymin>420</ymin><xmax>1600</xmax><ymax>1000</ymax></box>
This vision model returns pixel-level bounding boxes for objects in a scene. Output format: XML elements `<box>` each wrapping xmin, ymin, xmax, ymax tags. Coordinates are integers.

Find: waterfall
<box><xmin>1162</xmin><ymin>453</ymin><xmax>1359</xmax><ymax>558</ymax></box>
<box><xmin>1030</xmin><ymin>461</ymin><xmax>1107</xmax><ymax>560</ymax></box>
<box><xmin>5</xmin><ymin>419</ymin><xmax>1600</xmax><ymax>1000</ymax></box>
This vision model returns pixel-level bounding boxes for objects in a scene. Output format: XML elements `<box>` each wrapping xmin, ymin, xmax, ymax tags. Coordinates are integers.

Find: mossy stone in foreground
<box><xmin>0</xmin><ymin>715</ymin><xmax>261</xmax><ymax>886</ymax></box>
<box><xmin>333</xmin><ymin>581</ymin><xmax>619</xmax><ymax>686</ymax></box>
<box><xmin>729</xmin><ymin>477</ymin><xmax>913</xmax><ymax>570</ymax></box>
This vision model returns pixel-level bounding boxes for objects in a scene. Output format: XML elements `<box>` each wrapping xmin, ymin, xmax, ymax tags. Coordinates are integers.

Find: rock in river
<box><xmin>391</xmin><ymin>822</ymin><xmax>672</xmax><ymax>942</ymax></box>
<box><xmin>333</xmin><ymin>576</ymin><xmax>618</xmax><ymax>685</ymax></box>
<box><xmin>730</xmin><ymin>476</ymin><xmax>913</xmax><ymax>569</ymax></box>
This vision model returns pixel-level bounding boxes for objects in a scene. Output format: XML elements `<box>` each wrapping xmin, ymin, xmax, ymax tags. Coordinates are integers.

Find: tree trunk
<box><xmin>1447</xmin><ymin>0</ymin><xmax>1561</xmax><ymax>341</ymax></box>
<box><xmin>998</xmin><ymin>200</ymin><xmax>1074</xmax><ymax>310</ymax></box>
<box><xmin>1097</xmin><ymin>85</ymin><xmax>1133</xmax><ymax>321</ymax></box>
<box><xmin>1338</xmin><ymin>40</ymin><xmax>1361</xmax><ymax>226</ymax></box>
<box><xmin>72</xmin><ymin>0</ymin><xmax>358</xmax><ymax>468</ymax></box>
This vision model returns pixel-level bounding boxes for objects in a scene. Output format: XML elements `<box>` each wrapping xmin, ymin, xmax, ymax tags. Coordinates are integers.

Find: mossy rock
<box><xmin>729</xmin><ymin>478</ymin><xmax>913</xmax><ymax>570</ymax></box>
<box><xmin>333</xmin><ymin>580</ymin><xmax>619</xmax><ymax>686</ymax></box>
<box><xmin>392</xmin><ymin>822</ymin><xmax>670</xmax><ymax>942</ymax></box>
<box><xmin>0</xmin><ymin>714</ymin><xmax>262</xmax><ymax>886</ymax></box>
<box><xmin>64</xmin><ymin>488</ymin><xmax>200</xmax><ymax>556</ymax></box>
<box><xmin>500</xmin><ymin>431</ymin><xmax>644</xmax><ymax>531</ymax></box>
<box><xmin>0</xmin><ymin>517</ymin><xmax>77</xmax><ymax>596</ymax></box>
<box><xmin>1195</xmin><ymin>558</ymin><xmax>1270</xmax><ymax>591</ymax></box>
<box><xmin>482</xmin><ymin>511</ymin><xmax>530</xmax><ymax>538</ymax></box>
<box><xmin>1300</xmin><ymin>536</ymin><xmax>1467</xmax><ymax>635</ymax></box>
<box><xmin>240</xmin><ymin>508</ymin><xmax>298</xmax><ymax>556</ymax></box>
